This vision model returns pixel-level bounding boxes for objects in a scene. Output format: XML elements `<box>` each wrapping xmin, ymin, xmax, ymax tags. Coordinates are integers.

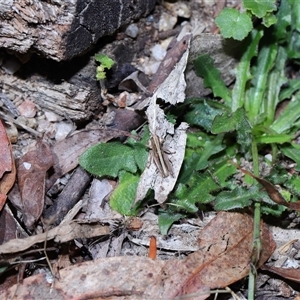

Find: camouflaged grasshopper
<box><xmin>150</xmin><ymin>134</ymin><xmax>174</xmax><ymax>178</ymax></box>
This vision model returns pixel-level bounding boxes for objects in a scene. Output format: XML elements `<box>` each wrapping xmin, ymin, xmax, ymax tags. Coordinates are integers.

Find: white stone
<box><xmin>151</xmin><ymin>44</ymin><xmax>167</xmax><ymax>61</ymax></box>
<box><xmin>55</xmin><ymin>121</ymin><xmax>74</xmax><ymax>142</ymax></box>
<box><xmin>125</xmin><ymin>23</ymin><xmax>139</xmax><ymax>38</ymax></box>
<box><xmin>45</xmin><ymin>111</ymin><xmax>60</xmax><ymax>122</ymax></box>
<box><xmin>158</xmin><ymin>12</ymin><xmax>177</xmax><ymax>31</ymax></box>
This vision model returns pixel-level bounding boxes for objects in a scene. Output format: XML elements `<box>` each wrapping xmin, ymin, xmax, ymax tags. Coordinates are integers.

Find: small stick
<box><xmin>148</xmin><ymin>236</ymin><xmax>157</xmax><ymax>260</ymax></box>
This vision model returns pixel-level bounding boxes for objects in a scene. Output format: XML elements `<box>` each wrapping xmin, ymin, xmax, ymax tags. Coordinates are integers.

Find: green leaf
<box><xmin>215</xmin><ymin>8</ymin><xmax>253</xmax><ymax>41</ymax></box>
<box><xmin>279</xmin><ymin>78</ymin><xmax>300</xmax><ymax>101</ymax></box>
<box><xmin>184</xmin><ymin>100</ymin><xmax>226</xmax><ymax>131</ymax></box>
<box><xmin>243</xmin><ymin>0</ymin><xmax>277</xmax><ymax>18</ymax></box>
<box><xmin>158</xmin><ymin>210</ymin><xmax>186</xmax><ymax>235</ymax></box>
<box><xmin>194</xmin><ymin>54</ymin><xmax>231</xmax><ymax>105</ymax></box>
<box><xmin>179</xmin><ymin>133</ymin><xmax>226</xmax><ymax>183</ymax></box>
<box><xmin>261</xmin><ymin>204</ymin><xmax>286</xmax><ymax>217</ymax></box>
<box><xmin>79</xmin><ymin>142</ymin><xmax>137</xmax><ymax>177</ymax></box>
<box><xmin>214</xmin><ymin>186</ymin><xmax>254</xmax><ymax>210</ymax></box>
<box><xmin>262</xmin><ymin>12</ymin><xmax>277</xmax><ymax>27</ymax></box>
<box><xmin>212</xmin><ymin>108</ymin><xmax>252</xmax><ymax>149</ymax></box>
<box><xmin>274</xmin><ymin>0</ymin><xmax>291</xmax><ymax>41</ymax></box>
<box><xmin>231</xmin><ymin>28</ymin><xmax>264</xmax><ymax>111</ymax></box>
<box><xmin>281</xmin><ymin>143</ymin><xmax>300</xmax><ymax>172</ymax></box>
<box><xmin>264</xmin><ymin>46</ymin><xmax>288</xmax><ymax>125</ymax></box>
<box><xmin>245</xmin><ymin>43</ymin><xmax>278</xmax><ymax>124</ymax></box>
<box><xmin>126</xmin><ymin>127</ymin><xmax>150</xmax><ymax>172</ymax></box>
<box><xmin>95</xmin><ymin>54</ymin><xmax>115</xmax><ymax>80</ymax></box>
<box><xmin>284</xmin><ymin>175</ymin><xmax>300</xmax><ymax>197</ymax></box>
<box><xmin>96</xmin><ymin>66</ymin><xmax>106</xmax><ymax>80</ymax></box>
<box><xmin>195</xmin><ymin>135</ymin><xmax>225</xmax><ymax>171</ymax></box>
<box><xmin>95</xmin><ymin>54</ymin><xmax>114</xmax><ymax>69</ymax></box>
<box><xmin>255</xmin><ymin>133</ymin><xmax>293</xmax><ymax>144</ymax></box>
<box><xmin>270</xmin><ymin>93</ymin><xmax>300</xmax><ymax>133</ymax></box>
<box><xmin>110</xmin><ymin>171</ymin><xmax>139</xmax><ymax>215</ymax></box>
<box><xmin>174</xmin><ymin>172</ymin><xmax>220</xmax><ymax>209</ymax></box>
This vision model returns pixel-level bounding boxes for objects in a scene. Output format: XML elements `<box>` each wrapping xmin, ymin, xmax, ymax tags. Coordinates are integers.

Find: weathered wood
<box><xmin>0</xmin><ymin>68</ymin><xmax>99</xmax><ymax>121</ymax></box>
<box><xmin>0</xmin><ymin>0</ymin><xmax>155</xmax><ymax>61</ymax></box>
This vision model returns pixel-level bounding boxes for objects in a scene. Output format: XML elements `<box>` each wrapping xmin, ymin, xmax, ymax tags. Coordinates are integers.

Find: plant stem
<box><xmin>248</xmin><ymin>139</ymin><xmax>261</xmax><ymax>300</ymax></box>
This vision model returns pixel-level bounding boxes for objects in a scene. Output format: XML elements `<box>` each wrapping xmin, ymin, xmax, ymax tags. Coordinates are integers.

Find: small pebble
<box><xmin>158</xmin><ymin>12</ymin><xmax>177</xmax><ymax>31</ymax></box>
<box><xmin>55</xmin><ymin>122</ymin><xmax>74</xmax><ymax>142</ymax></box>
<box><xmin>45</xmin><ymin>111</ymin><xmax>60</xmax><ymax>122</ymax></box>
<box><xmin>143</xmin><ymin>61</ymin><xmax>160</xmax><ymax>76</ymax></box>
<box><xmin>265</xmin><ymin>154</ymin><xmax>272</xmax><ymax>162</ymax></box>
<box><xmin>17</xmin><ymin>100</ymin><xmax>37</xmax><ymax>118</ymax></box>
<box><xmin>125</xmin><ymin>23</ymin><xmax>139</xmax><ymax>38</ymax></box>
<box><xmin>164</xmin><ymin>2</ymin><xmax>191</xmax><ymax>18</ymax></box>
<box><xmin>151</xmin><ymin>44</ymin><xmax>167</xmax><ymax>61</ymax></box>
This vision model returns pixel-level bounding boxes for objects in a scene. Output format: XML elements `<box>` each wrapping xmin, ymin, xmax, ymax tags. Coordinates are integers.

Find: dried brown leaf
<box><xmin>0</xmin><ymin>120</ymin><xmax>12</xmax><ymax>178</ymax></box>
<box><xmin>237</xmin><ymin>166</ymin><xmax>300</xmax><ymax>210</ymax></box>
<box><xmin>0</xmin><ymin>120</ymin><xmax>16</xmax><ymax>210</ymax></box>
<box><xmin>0</xmin><ymin>212</ymin><xmax>275</xmax><ymax>300</ymax></box>
<box><xmin>0</xmin><ymin>221</ymin><xmax>109</xmax><ymax>255</ymax></box>
<box><xmin>0</xmin><ymin>207</ymin><xmax>17</xmax><ymax>245</ymax></box>
<box><xmin>18</xmin><ymin>140</ymin><xmax>53</xmax><ymax>228</ymax></box>
<box><xmin>151</xmin><ymin>212</ymin><xmax>275</xmax><ymax>298</ymax></box>
<box><xmin>260</xmin><ymin>265</ymin><xmax>300</xmax><ymax>283</ymax></box>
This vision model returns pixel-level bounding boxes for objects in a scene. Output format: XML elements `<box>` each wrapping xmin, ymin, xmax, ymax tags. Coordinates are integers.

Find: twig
<box><xmin>0</xmin><ymin>110</ymin><xmax>42</xmax><ymax>137</ymax></box>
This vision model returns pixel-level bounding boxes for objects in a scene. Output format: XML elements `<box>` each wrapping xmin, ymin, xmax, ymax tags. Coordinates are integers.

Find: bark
<box><xmin>0</xmin><ymin>67</ymin><xmax>100</xmax><ymax>121</ymax></box>
<box><xmin>0</xmin><ymin>0</ymin><xmax>155</xmax><ymax>61</ymax></box>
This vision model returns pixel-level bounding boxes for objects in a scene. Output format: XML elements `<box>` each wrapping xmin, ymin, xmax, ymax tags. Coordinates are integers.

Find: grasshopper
<box><xmin>150</xmin><ymin>134</ymin><xmax>174</xmax><ymax>178</ymax></box>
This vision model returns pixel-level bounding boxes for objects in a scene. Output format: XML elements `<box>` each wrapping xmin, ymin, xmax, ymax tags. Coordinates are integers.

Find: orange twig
<box><xmin>148</xmin><ymin>236</ymin><xmax>157</xmax><ymax>260</ymax></box>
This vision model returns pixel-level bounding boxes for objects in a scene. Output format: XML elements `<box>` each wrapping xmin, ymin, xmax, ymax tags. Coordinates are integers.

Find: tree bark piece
<box><xmin>0</xmin><ymin>0</ymin><xmax>155</xmax><ymax>61</ymax></box>
<box><xmin>0</xmin><ymin>70</ymin><xmax>99</xmax><ymax>121</ymax></box>
<box><xmin>43</xmin><ymin>166</ymin><xmax>91</xmax><ymax>226</ymax></box>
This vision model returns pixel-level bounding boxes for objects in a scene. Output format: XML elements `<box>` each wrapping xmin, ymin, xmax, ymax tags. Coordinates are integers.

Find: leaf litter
<box><xmin>0</xmin><ymin>212</ymin><xmax>275</xmax><ymax>299</ymax></box>
<box><xmin>0</xmin><ymin>1</ymin><xmax>299</xmax><ymax>297</ymax></box>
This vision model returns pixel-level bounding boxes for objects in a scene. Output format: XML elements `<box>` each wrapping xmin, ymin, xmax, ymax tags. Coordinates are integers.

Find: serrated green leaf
<box><xmin>158</xmin><ymin>210</ymin><xmax>186</xmax><ymax>235</ymax></box>
<box><xmin>262</xmin><ymin>12</ymin><xmax>277</xmax><ymax>27</ymax></box>
<box><xmin>179</xmin><ymin>133</ymin><xmax>226</xmax><ymax>183</ymax></box>
<box><xmin>215</xmin><ymin>8</ymin><xmax>253</xmax><ymax>41</ymax></box>
<box><xmin>195</xmin><ymin>135</ymin><xmax>225</xmax><ymax>171</ymax></box>
<box><xmin>212</xmin><ymin>160</ymin><xmax>237</xmax><ymax>188</ymax></box>
<box><xmin>261</xmin><ymin>204</ymin><xmax>286</xmax><ymax>216</ymax></box>
<box><xmin>186</xmin><ymin>132</ymin><xmax>207</xmax><ymax>149</ymax></box>
<box><xmin>212</xmin><ymin>108</ymin><xmax>252</xmax><ymax>149</ymax></box>
<box><xmin>214</xmin><ymin>186</ymin><xmax>254</xmax><ymax>210</ymax></box>
<box><xmin>243</xmin><ymin>0</ymin><xmax>277</xmax><ymax>18</ymax></box>
<box><xmin>110</xmin><ymin>171</ymin><xmax>139</xmax><ymax>215</ymax></box>
<box><xmin>79</xmin><ymin>142</ymin><xmax>137</xmax><ymax>177</ymax></box>
<box><xmin>194</xmin><ymin>55</ymin><xmax>231</xmax><ymax>105</ymax></box>
<box><xmin>214</xmin><ymin>184</ymin><xmax>277</xmax><ymax>211</ymax></box>
<box><xmin>274</xmin><ymin>0</ymin><xmax>291</xmax><ymax>41</ymax></box>
<box><xmin>184</xmin><ymin>100</ymin><xmax>226</xmax><ymax>131</ymax></box>
<box><xmin>174</xmin><ymin>172</ymin><xmax>220</xmax><ymax>209</ymax></box>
